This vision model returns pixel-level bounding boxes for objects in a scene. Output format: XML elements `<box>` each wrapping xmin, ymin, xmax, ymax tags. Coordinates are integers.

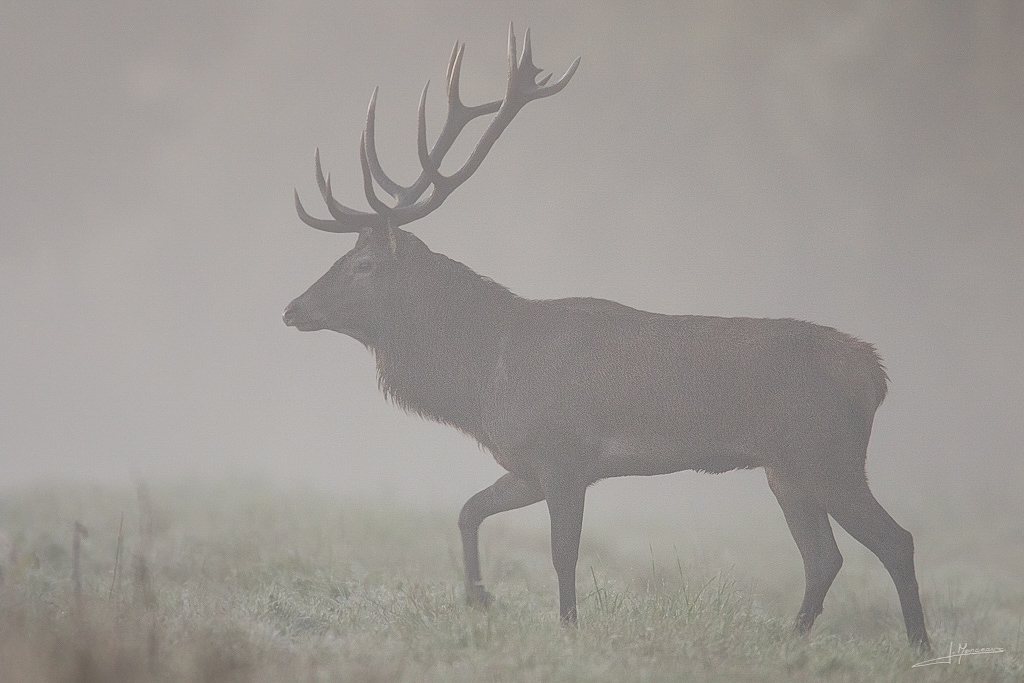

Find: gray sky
<box><xmin>2</xmin><ymin>2</ymin><xmax>1022</xmax><ymax>523</ymax></box>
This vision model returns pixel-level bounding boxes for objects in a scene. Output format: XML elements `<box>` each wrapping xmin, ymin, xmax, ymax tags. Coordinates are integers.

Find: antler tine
<box><xmin>417</xmin><ymin>81</ymin><xmax>444</xmax><ymax>184</ymax></box>
<box><xmin>445</xmin><ymin>41</ymin><xmax>460</xmax><ymax>97</ymax></box>
<box><xmin>448</xmin><ymin>42</ymin><xmax>503</xmax><ymax>119</ymax></box>
<box><xmin>518</xmin><ymin>28</ymin><xmax>542</xmax><ymax>83</ymax></box>
<box><xmin>438</xmin><ymin>41</ymin><xmax>502</xmax><ymax>144</ymax></box>
<box><xmin>313</xmin><ymin>147</ymin><xmax>329</xmax><ymax>199</ymax></box>
<box><xmin>446</xmin><ymin>42</ymin><xmax>466</xmax><ymax>107</ymax></box>
<box><xmin>296</xmin><ymin>148</ymin><xmax>379</xmax><ymax>232</ymax></box>
<box><xmin>294</xmin><ymin>189</ymin><xmax>362</xmax><ymax>233</ymax></box>
<box><xmin>532</xmin><ymin>56</ymin><xmax>581</xmax><ymax>99</ymax></box>
<box><xmin>313</xmin><ymin>148</ymin><xmax>369</xmax><ymax>220</ymax></box>
<box><xmin>506</xmin><ymin>23</ymin><xmax>519</xmax><ymax>86</ymax></box>
<box><xmin>359</xmin><ymin>132</ymin><xmax>396</xmax><ymax>222</ymax></box>
<box><xmin>364</xmin><ymin>87</ymin><xmax>406</xmax><ymax>199</ymax></box>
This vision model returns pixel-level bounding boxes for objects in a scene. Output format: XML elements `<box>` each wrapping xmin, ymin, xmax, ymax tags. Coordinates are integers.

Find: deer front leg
<box><xmin>459</xmin><ymin>472</ymin><xmax>543</xmax><ymax>608</ymax></box>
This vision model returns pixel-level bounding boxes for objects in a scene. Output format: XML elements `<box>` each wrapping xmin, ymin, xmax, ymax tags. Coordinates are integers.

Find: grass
<box><xmin>0</xmin><ymin>479</ymin><xmax>1020</xmax><ymax>682</ymax></box>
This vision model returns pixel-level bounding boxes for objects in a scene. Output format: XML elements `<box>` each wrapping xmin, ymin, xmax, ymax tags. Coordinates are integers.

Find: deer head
<box><xmin>282</xmin><ymin>25</ymin><xmax>579</xmax><ymax>344</ymax></box>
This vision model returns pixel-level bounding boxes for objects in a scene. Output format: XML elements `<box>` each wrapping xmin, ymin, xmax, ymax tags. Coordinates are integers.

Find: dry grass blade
<box><xmin>109</xmin><ymin>510</ymin><xmax>124</xmax><ymax>603</ymax></box>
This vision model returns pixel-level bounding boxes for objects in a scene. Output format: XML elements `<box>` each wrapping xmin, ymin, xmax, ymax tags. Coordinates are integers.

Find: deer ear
<box><xmin>365</xmin><ymin>223</ymin><xmax>400</xmax><ymax>258</ymax></box>
<box><xmin>387</xmin><ymin>224</ymin><xmax>398</xmax><ymax>256</ymax></box>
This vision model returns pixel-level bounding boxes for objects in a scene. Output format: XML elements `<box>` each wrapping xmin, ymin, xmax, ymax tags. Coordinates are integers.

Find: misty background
<box><xmin>2</xmin><ymin>1</ymin><xmax>1021</xmax><ymax>553</ymax></box>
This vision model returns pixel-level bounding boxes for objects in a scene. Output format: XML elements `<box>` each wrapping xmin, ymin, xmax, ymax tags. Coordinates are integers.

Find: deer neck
<box><xmin>373</xmin><ymin>251</ymin><xmax>517</xmax><ymax>440</ymax></box>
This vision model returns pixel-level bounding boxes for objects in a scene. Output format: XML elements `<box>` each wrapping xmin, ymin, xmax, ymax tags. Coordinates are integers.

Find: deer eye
<box><xmin>355</xmin><ymin>260</ymin><xmax>373</xmax><ymax>274</ymax></box>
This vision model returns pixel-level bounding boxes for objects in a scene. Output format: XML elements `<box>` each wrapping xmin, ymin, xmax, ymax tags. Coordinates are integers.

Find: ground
<box><xmin>0</xmin><ymin>478</ymin><xmax>1020</xmax><ymax>682</ymax></box>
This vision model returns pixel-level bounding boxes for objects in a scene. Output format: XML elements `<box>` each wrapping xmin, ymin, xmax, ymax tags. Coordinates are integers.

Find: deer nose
<box><xmin>282</xmin><ymin>300</ymin><xmax>300</xmax><ymax>327</ymax></box>
<box><xmin>283</xmin><ymin>298</ymin><xmax>324</xmax><ymax>331</ymax></box>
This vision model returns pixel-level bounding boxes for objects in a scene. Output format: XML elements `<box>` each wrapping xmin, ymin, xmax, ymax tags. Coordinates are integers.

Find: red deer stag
<box><xmin>283</xmin><ymin>26</ymin><xmax>929</xmax><ymax>649</ymax></box>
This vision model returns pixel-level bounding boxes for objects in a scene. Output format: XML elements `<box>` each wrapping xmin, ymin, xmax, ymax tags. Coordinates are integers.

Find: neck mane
<box><xmin>372</xmin><ymin>242</ymin><xmax>518</xmax><ymax>445</ymax></box>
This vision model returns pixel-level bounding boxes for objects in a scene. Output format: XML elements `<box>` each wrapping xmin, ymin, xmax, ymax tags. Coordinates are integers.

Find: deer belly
<box><xmin>596</xmin><ymin>434</ymin><xmax>757</xmax><ymax>477</ymax></box>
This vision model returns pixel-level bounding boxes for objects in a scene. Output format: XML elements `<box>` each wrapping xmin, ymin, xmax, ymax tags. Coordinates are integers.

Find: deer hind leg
<box><xmin>459</xmin><ymin>472</ymin><xmax>543</xmax><ymax>608</ymax></box>
<box><xmin>542</xmin><ymin>478</ymin><xmax>586</xmax><ymax>625</ymax></box>
<box><xmin>766</xmin><ymin>467</ymin><xmax>844</xmax><ymax>634</ymax></box>
<box><xmin>826</xmin><ymin>479</ymin><xmax>930</xmax><ymax>651</ymax></box>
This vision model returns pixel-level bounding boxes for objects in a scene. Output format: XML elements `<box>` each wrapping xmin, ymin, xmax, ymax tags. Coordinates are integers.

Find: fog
<box><xmin>2</xmin><ymin>1</ymin><xmax>1021</xmax><ymax>536</ymax></box>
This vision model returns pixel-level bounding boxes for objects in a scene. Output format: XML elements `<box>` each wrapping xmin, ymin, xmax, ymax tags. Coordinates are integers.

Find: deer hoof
<box><xmin>466</xmin><ymin>584</ymin><xmax>495</xmax><ymax>610</ymax></box>
<box><xmin>793</xmin><ymin>612</ymin><xmax>817</xmax><ymax>634</ymax></box>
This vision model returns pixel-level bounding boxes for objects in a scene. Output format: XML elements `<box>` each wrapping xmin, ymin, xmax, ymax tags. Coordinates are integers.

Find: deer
<box><xmin>283</xmin><ymin>25</ymin><xmax>929</xmax><ymax>650</ymax></box>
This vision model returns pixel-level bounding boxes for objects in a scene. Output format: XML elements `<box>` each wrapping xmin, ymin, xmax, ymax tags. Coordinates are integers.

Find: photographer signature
<box><xmin>912</xmin><ymin>642</ymin><xmax>1005</xmax><ymax>668</ymax></box>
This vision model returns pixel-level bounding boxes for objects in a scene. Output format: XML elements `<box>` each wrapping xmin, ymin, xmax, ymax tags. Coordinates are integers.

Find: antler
<box><xmin>295</xmin><ymin>24</ymin><xmax>580</xmax><ymax>233</ymax></box>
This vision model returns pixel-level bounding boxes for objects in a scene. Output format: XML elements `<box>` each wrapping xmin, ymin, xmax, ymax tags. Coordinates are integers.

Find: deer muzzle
<box><xmin>282</xmin><ymin>298</ymin><xmax>324</xmax><ymax>332</ymax></box>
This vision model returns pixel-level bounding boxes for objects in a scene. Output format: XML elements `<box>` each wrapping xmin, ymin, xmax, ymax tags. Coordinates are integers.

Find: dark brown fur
<box><xmin>284</xmin><ymin>226</ymin><xmax>929</xmax><ymax>648</ymax></box>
